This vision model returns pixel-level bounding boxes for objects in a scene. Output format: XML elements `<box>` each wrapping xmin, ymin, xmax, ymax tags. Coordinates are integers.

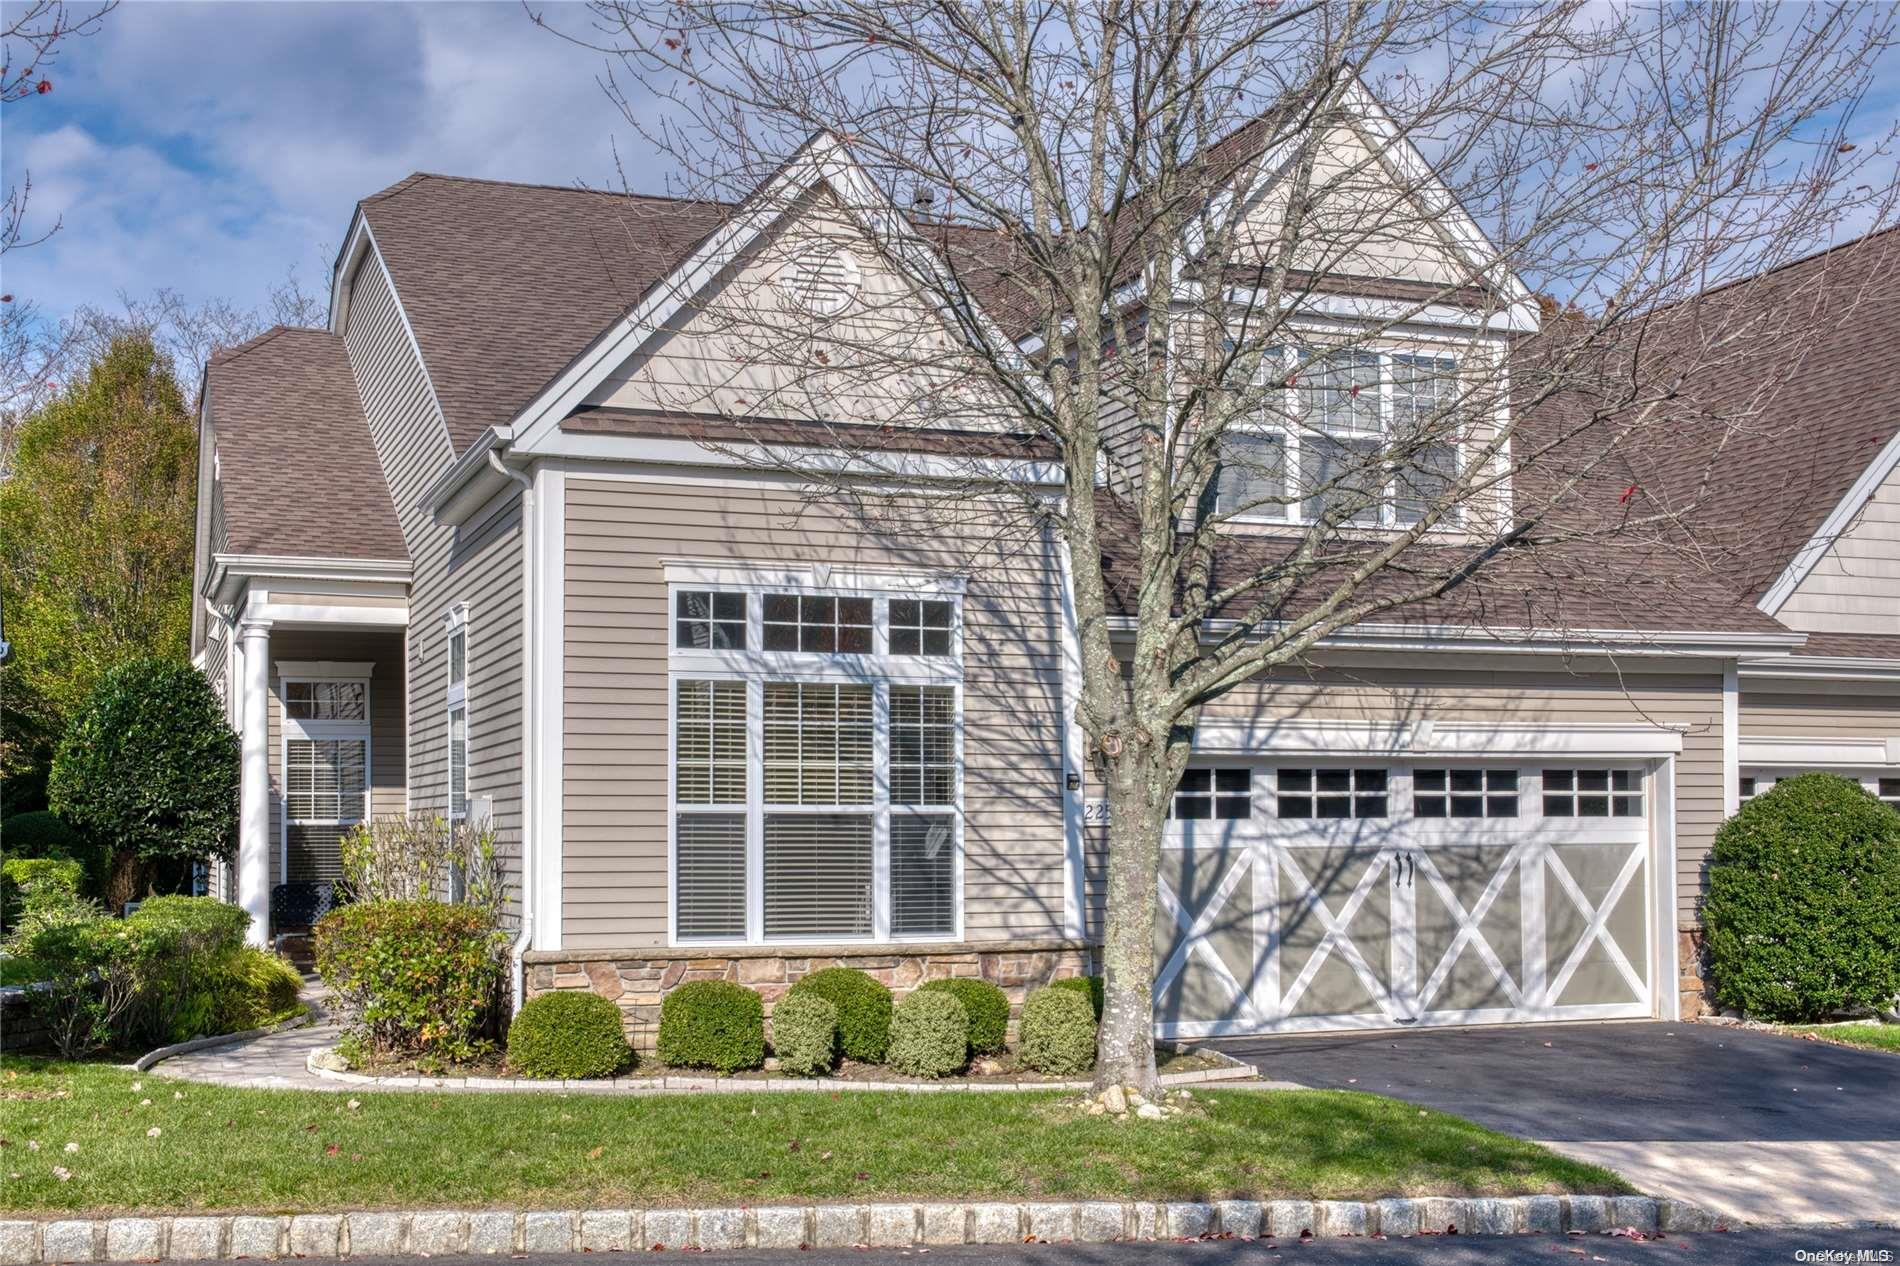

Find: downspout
<box><xmin>488</xmin><ymin>445</ymin><xmax>537</xmax><ymax>1012</ymax></box>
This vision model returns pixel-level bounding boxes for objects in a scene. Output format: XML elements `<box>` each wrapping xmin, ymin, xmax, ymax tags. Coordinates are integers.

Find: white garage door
<box><xmin>1154</xmin><ymin>762</ymin><xmax>1657</xmax><ymax>1038</ymax></box>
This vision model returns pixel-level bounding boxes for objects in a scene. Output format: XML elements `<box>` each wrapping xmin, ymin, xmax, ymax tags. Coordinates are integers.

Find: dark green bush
<box><xmin>507</xmin><ymin>991</ymin><xmax>634</xmax><ymax>1079</ymax></box>
<box><xmin>118</xmin><ymin>895</ymin><xmax>263</xmax><ymax>1045</ymax></box>
<box><xmin>18</xmin><ymin>918</ymin><xmax>131</xmax><ymax>1056</ymax></box>
<box><xmin>1019</xmin><ymin>985</ymin><xmax>1097</xmax><ymax>1076</ymax></box>
<box><xmin>127</xmin><ymin>894</ymin><xmax>249</xmax><ymax>953</ymax></box>
<box><xmin>918</xmin><ymin>977</ymin><xmax>1010</xmax><ymax>1055</ymax></box>
<box><xmin>1052</xmin><ymin>975</ymin><xmax>1105</xmax><ymax>1020</ymax></box>
<box><xmin>886</xmin><ymin>988</ymin><xmax>969</xmax><ymax>1077</ymax></box>
<box><xmin>2</xmin><ymin>810</ymin><xmax>85</xmax><ymax>861</ymax></box>
<box><xmin>314</xmin><ymin>899</ymin><xmax>504</xmax><ymax>1066</ymax></box>
<box><xmin>656</xmin><ymin>980</ymin><xmax>764</xmax><ymax>1071</ymax></box>
<box><xmin>1704</xmin><ymin>773</ymin><xmax>1900</xmax><ymax>1021</ymax></box>
<box><xmin>788</xmin><ymin>967</ymin><xmax>892</xmax><ymax>1063</ymax></box>
<box><xmin>48</xmin><ymin>658</ymin><xmax>240</xmax><ymax>903</ymax></box>
<box><xmin>769</xmin><ymin>991</ymin><xmax>839</xmax><ymax>1077</ymax></box>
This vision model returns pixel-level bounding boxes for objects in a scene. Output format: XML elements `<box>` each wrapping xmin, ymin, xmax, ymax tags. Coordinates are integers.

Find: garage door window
<box><xmin>1172</xmin><ymin>768</ymin><xmax>1252</xmax><ymax>820</ymax></box>
<box><xmin>1542</xmin><ymin>769</ymin><xmax>1642</xmax><ymax>818</ymax></box>
<box><xmin>1278</xmin><ymin>768</ymin><xmax>1388</xmax><ymax>819</ymax></box>
<box><xmin>1414</xmin><ymin>768</ymin><xmax>1518</xmax><ymax>818</ymax></box>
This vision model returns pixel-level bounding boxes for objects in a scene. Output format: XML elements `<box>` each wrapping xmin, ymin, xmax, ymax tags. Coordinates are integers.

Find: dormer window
<box><xmin>1215</xmin><ymin>346</ymin><xmax>1463</xmax><ymax>529</ymax></box>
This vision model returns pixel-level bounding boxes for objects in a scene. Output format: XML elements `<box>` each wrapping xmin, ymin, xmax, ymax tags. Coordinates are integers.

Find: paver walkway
<box><xmin>1215</xmin><ymin>1021</ymin><xmax>1900</xmax><ymax>1226</ymax></box>
<box><xmin>158</xmin><ymin>989</ymin><xmax>341</xmax><ymax>1090</ymax></box>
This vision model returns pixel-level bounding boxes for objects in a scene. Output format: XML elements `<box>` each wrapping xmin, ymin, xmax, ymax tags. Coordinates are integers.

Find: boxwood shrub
<box><xmin>314</xmin><ymin>899</ymin><xmax>504</xmax><ymax>1065</ymax></box>
<box><xmin>918</xmin><ymin>977</ymin><xmax>1009</xmax><ymax>1055</ymax></box>
<box><xmin>1019</xmin><ymin>984</ymin><xmax>1097</xmax><ymax>1076</ymax></box>
<box><xmin>508</xmin><ymin>991</ymin><xmax>634</xmax><ymax>1079</ymax></box>
<box><xmin>769</xmin><ymin>991</ymin><xmax>839</xmax><ymax>1077</ymax></box>
<box><xmin>1052</xmin><ymin>974</ymin><xmax>1105</xmax><ymax>1020</ymax></box>
<box><xmin>1704</xmin><ymin>772</ymin><xmax>1900</xmax><ymax>1021</ymax></box>
<box><xmin>656</xmin><ymin>980</ymin><xmax>765</xmax><ymax>1071</ymax></box>
<box><xmin>788</xmin><ymin>967</ymin><xmax>892</xmax><ymax>1062</ymax></box>
<box><xmin>886</xmin><ymin>988</ymin><xmax>970</xmax><ymax>1077</ymax></box>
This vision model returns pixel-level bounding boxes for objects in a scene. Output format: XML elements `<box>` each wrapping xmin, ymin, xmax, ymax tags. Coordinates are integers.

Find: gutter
<box><xmin>486</xmin><ymin>446</ymin><xmax>538</xmax><ymax>1012</ymax></box>
<box><xmin>1101</xmin><ymin>615</ymin><xmax>1809</xmax><ymax>659</ymax></box>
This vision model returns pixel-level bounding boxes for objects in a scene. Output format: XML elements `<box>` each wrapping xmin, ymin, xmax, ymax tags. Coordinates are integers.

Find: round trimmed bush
<box><xmin>1051</xmin><ymin>975</ymin><xmax>1105</xmax><ymax>1020</ymax></box>
<box><xmin>918</xmin><ymin>977</ymin><xmax>1009</xmax><ymax>1055</ymax></box>
<box><xmin>788</xmin><ymin>967</ymin><xmax>892</xmax><ymax>1063</ymax></box>
<box><xmin>770</xmin><ymin>991</ymin><xmax>839</xmax><ymax>1077</ymax></box>
<box><xmin>1704</xmin><ymin>772</ymin><xmax>1900</xmax><ymax>1021</ymax></box>
<box><xmin>886</xmin><ymin>988</ymin><xmax>970</xmax><ymax>1077</ymax></box>
<box><xmin>656</xmin><ymin>980</ymin><xmax>765</xmax><ymax>1071</ymax></box>
<box><xmin>1019</xmin><ymin>984</ymin><xmax>1097</xmax><ymax>1076</ymax></box>
<box><xmin>508</xmin><ymin>992</ymin><xmax>634</xmax><ymax>1079</ymax></box>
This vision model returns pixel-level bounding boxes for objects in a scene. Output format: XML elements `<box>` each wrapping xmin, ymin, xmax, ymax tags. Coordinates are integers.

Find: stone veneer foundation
<box><xmin>1677</xmin><ymin>927</ymin><xmax>1710</xmax><ymax>1019</ymax></box>
<box><xmin>522</xmin><ymin>939</ymin><xmax>1098</xmax><ymax>1052</ymax></box>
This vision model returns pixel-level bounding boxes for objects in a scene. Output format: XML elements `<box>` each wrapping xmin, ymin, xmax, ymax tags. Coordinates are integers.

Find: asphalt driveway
<box><xmin>1214</xmin><ymin>1022</ymin><xmax>1900</xmax><ymax>1225</ymax></box>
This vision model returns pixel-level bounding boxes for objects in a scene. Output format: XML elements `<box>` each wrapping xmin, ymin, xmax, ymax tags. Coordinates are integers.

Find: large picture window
<box><xmin>668</xmin><ymin>581</ymin><xmax>963</xmax><ymax>944</ymax></box>
<box><xmin>1215</xmin><ymin>345</ymin><xmax>1465</xmax><ymax>529</ymax></box>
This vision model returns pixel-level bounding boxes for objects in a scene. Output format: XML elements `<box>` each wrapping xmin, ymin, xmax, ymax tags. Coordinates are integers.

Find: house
<box><xmin>189</xmin><ymin>114</ymin><xmax>1900</xmax><ymax>1049</ymax></box>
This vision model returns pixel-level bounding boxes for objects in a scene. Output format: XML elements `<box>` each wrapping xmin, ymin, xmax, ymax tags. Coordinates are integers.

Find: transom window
<box><xmin>1214</xmin><ymin>345</ymin><xmax>1462</xmax><ymax>529</ymax></box>
<box><xmin>1278</xmin><ymin>768</ymin><xmax>1389</xmax><ymax>819</ymax></box>
<box><xmin>1415</xmin><ymin>768</ymin><xmax>1519</xmax><ymax>819</ymax></box>
<box><xmin>285</xmin><ymin>681</ymin><xmax>366</xmax><ymax>721</ymax></box>
<box><xmin>889</xmin><ymin>599</ymin><xmax>954</xmax><ymax>656</ymax></box>
<box><xmin>676</xmin><ymin>590</ymin><xmax>747</xmax><ymax>650</ymax></box>
<box><xmin>1543</xmin><ymin>769</ymin><xmax>1643</xmax><ymax>818</ymax></box>
<box><xmin>1171</xmin><ymin>768</ymin><xmax>1253</xmax><ymax>820</ymax></box>
<box><xmin>763</xmin><ymin>593</ymin><xmax>872</xmax><ymax>653</ymax></box>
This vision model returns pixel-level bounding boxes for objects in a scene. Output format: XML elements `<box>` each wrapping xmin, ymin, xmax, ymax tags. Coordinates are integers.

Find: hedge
<box><xmin>314</xmin><ymin>899</ymin><xmax>504</xmax><ymax>1066</ymax></box>
<box><xmin>788</xmin><ymin>967</ymin><xmax>892</xmax><ymax>1063</ymax></box>
<box><xmin>656</xmin><ymin>981</ymin><xmax>765</xmax><ymax>1071</ymax></box>
<box><xmin>1704</xmin><ymin>772</ymin><xmax>1900</xmax><ymax>1021</ymax></box>
<box><xmin>508</xmin><ymin>992</ymin><xmax>634</xmax><ymax>1079</ymax></box>
<box><xmin>886</xmin><ymin>988</ymin><xmax>970</xmax><ymax>1077</ymax></box>
<box><xmin>769</xmin><ymin>991</ymin><xmax>839</xmax><ymax>1077</ymax></box>
<box><xmin>1019</xmin><ymin>985</ymin><xmax>1097</xmax><ymax>1076</ymax></box>
<box><xmin>918</xmin><ymin>977</ymin><xmax>1009</xmax><ymax>1055</ymax></box>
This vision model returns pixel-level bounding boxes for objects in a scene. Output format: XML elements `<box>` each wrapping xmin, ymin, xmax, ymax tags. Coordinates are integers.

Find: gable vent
<box><xmin>782</xmin><ymin>247</ymin><xmax>862</xmax><ymax>316</ymax></box>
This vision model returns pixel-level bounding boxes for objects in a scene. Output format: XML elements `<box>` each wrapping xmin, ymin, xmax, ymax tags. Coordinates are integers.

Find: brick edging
<box><xmin>302</xmin><ymin>1048</ymin><xmax>1262</xmax><ymax>1094</ymax></box>
<box><xmin>0</xmin><ymin>1195</ymin><xmax>1723</xmax><ymax>1262</ymax></box>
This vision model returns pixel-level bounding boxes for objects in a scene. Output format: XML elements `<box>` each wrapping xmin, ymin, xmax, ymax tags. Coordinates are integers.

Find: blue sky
<box><xmin>3</xmin><ymin>1</ymin><xmax>1898</xmax><ymax>330</ymax></box>
<box><xmin>0</xmin><ymin>2</ymin><xmax>660</xmax><ymax>323</ymax></box>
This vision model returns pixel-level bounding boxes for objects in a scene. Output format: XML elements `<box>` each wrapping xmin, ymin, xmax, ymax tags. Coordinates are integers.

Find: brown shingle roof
<box><xmin>359</xmin><ymin>174</ymin><xmax>732</xmax><ymax>452</ymax></box>
<box><xmin>206</xmin><ymin>327</ymin><xmax>407</xmax><ymax>562</ymax></box>
<box><xmin>1613</xmin><ymin>226</ymin><xmax>1900</xmax><ymax>601</ymax></box>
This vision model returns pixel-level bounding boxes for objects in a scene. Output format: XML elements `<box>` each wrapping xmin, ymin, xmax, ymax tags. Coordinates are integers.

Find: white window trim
<box><xmin>667</xmin><ymin>581</ymin><xmax>964</xmax><ymax>948</ymax></box>
<box><xmin>446</xmin><ymin>605</ymin><xmax>469</xmax><ymax>823</ymax></box>
<box><xmin>1218</xmin><ymin>343</ymin><xmax>1468</xmax><ymax>530</ymax></box>
<box><xmin>278</xmin><ymin>674</ymin><xmax>373</xmax><ymax>883</ymax></box>
<box><xmin>1741</xmin><ymin>766</ymin><xmax>1900</xmax><ymax>807</ymax></box>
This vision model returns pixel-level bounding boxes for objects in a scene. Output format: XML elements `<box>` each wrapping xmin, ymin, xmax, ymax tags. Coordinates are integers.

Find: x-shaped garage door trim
<box><xmin>1412</xmin><ymin>844</ymin><xmax>1528</xmax><ymax>1015</ymax></box>
<box><xmin>1153</xmin><ymin>850</ymin><xmax>1267</xmax><ymax>1027</ymax></box>
<box><xmin>1271</xmin><ymin>845</ymin><xmax>1400</xmax><ymax>1023</ymax></box>
<box><xmin>1544</xmin><ymin>842</ymin><xmax>1648</xmax><ymax>1006</ymax></box>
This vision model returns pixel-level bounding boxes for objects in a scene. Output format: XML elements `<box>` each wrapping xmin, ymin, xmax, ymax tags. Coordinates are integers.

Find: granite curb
<box><xmin>0</xmin><ymin>1195</ymin><xmax>1733</xmax><ymax>1262</ymax></box>
<box><xmin>299</xmin><ymin>1047</ymin><xmax>1263</xmax><ymax>1094</ymax></box>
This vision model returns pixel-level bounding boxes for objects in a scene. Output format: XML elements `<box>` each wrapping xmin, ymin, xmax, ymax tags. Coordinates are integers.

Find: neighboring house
<box><xmin>190</xmin><ymin>116</ymin><xmax>1900</xmax><ymax>1049</ymax></box>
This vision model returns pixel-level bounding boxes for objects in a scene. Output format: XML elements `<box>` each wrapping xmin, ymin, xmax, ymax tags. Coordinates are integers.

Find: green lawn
<box><xmin>0</xmin><ymin>1056</ymin><xmax>1626</xmax><ymax>1214</ymax></box>
<box><xmin>1779</xmin><ymin>1023</ymin><xmax>1900</xmax><ymax>1054</ymax></box>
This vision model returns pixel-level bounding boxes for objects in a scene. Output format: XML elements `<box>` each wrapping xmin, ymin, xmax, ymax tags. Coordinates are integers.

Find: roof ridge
<box><xmin>1675</xmin><ymin>220</ymin><xmax>1900</xmax><ymax>308</ymax></box>
<box><xmin>364</xmin><ymin>169</ymin><xmax>736</xmax><ymax>208</ymax></box>
<box><xmin>208</xmin><ymin>324</ymin><xmax>297</xmax><ymax>367</ymax></box>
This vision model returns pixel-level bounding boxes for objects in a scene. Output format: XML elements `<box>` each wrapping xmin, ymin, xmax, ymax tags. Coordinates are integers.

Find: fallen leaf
<box><xmin>587</xmin><ymin>1146</ymin><xmax>604</xmax><ymax>1160</ymax></box>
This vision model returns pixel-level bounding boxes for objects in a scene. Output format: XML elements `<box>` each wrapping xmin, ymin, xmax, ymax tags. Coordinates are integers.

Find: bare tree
<box><xmin>550</xmin><ymin>0</ymin><xmax>1898</xmax><ymax>1090</ymax></box>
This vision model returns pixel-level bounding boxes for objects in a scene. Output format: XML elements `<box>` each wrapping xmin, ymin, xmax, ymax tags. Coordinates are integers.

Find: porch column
<box><xmin>237</xmin><ymin>619</ymin><xmax>273</xmax><ymax>947</ymax></box>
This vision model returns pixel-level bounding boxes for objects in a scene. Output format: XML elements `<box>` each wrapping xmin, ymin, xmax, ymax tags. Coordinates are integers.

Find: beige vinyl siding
<box><xmin>1080</xmin><ymin>662</ymin><xmax>1723</xmax><ymax>931</ymax></box>
<box><xmin>342</xmin><ymin>252</ymin><xmax>525</xmax><ymax>919</ymax></box>
<box><xmin>1775</xmin><ymin>467</ymin><xmax>1900</xmax><ymax>635</ymax></box>
<box><xmin>562</xmin><ymin>476</ymin><xmax>1068</xmax><ymax>950</ymax></box>
<box><xmin>1740</xmin><ymin>678</ymin><xmax>1900</xmax><ymax>739</ymax></box>
<box><xmin>1763</xmin><ymin>467</ymin><xmax>1900</xmax><ymax>634</ymax></box>
<box><xmin>264</xmin><ymin>628</ymin><xmax>406</xmax><ymax>887</ymax></box>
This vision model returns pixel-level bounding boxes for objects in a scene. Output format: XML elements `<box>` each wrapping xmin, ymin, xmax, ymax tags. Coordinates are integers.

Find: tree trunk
<box><xmin>1094</xmin><ymin>741</ymin><xmax>1169</xmax><ymax>1093</ymax></box>
<box><xmin>104</xmin><ymin>849</ymin><xmax>143</xmax><ymax>913</ymax></box>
